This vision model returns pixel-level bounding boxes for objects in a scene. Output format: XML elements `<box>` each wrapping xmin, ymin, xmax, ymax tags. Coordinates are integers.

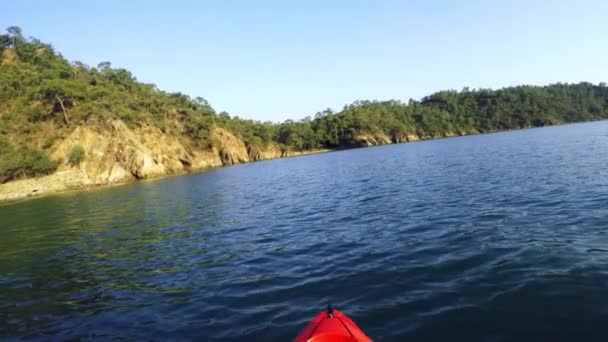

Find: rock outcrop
<box><xmin>1</xmin><ymin>117</ymin><xmax>475</xmax><ymax>203</ymax></box>
<box><xmin>354</xmin><ymin>131</ymin><xmax>427</xmax><ymax>146</ymax></box>
<box><xmin>49</xmin><ymin>120</ymin><xmax>222</xmax><ymax>185</ymax></box>
<box><xmin>248</xmin><ymin>143</ymin><xmax>283</xmax><ymax>161</ymax></box>
<box><xmin>211</xmin><ymin>127</ymin><xmax>250</xmax><ymax>165</ymax></box>
<box><xmin>355</xmin><ymin>132</ymin><xmax>393</xmax><ymax>147</ymax></box>
<box><xmin>0</xmin><ymin>120</ymin><xmax>329</xmax><ymax>202</ymax></box>
<box><xmin>355</xmin><ymin>131</ymin><xmax>471</xmax><ymax>146</ymax></box>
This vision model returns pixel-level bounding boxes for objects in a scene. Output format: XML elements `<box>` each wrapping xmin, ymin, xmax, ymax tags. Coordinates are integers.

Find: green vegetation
<box><xmin>204</xmin><ymin>83</ymin><xmax>608</xmax><ymax>150</ymax></box>
<box><xmin>1</xmin><ymin>26</ymin><xmax>608</xmax><ymax>183</ymax></box>
<box><xmin>0</xmin><ymin>143</ymin><xmax>59</xmax><ymax>183</ymax></box>
<box><xmin>68</xmin><ymin>145</ymin><xmax>85</xmax><ymax>166</ymax></box>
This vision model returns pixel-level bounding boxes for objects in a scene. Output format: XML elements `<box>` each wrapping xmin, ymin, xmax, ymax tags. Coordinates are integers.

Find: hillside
<box><xmin>1</xmin><ymin>26</ymin><xmax>608</xmax><ymax>201</ymax></box>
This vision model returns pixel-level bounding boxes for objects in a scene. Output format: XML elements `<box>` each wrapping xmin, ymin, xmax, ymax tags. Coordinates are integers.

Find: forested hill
<box><xmin>1</xmin><ymin>26</ymin><xmax>608</xmax><ymax>184</ymax></box>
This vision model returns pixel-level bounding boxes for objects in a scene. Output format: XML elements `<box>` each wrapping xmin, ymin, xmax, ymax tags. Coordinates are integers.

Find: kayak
<box><xmin>294</xmin><ymin>306</ymin><xmax>372</xmax><ymax>342</ymax></box>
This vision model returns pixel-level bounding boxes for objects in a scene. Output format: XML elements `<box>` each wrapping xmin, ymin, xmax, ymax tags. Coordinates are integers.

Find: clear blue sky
<box><xmin>3</xmin><ymin>0</ymin><xmax>607</xmax><ymax>122</ymax></box>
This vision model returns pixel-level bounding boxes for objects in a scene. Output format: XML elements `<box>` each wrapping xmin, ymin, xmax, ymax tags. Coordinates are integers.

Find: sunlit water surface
<box><xmin>2</xmin><ymin>121</ymin><xmax>608</xmax><ymax>341</ymax></box>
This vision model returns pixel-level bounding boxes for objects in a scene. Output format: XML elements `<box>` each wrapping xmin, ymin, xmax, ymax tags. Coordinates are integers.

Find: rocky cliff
<box><xmin>355</xmin><ymin>131</ymin><xmax>422</xmax><ymax>146</ymax></box>
<box><xmin>0</xmin><ymin>120</ymin><xmax>326</xmax><ymax>202</ymax></box>
<box><xmin>354</xmin><ymin>130</ymin><xmax>475</xmax><ymax>147</ymax></box>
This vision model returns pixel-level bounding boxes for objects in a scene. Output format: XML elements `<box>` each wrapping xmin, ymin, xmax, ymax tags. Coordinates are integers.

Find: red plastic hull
<box><xmin>294</xmin><ymin>309</ymin><xmax>372</xmax><ymax>342</ymax></box>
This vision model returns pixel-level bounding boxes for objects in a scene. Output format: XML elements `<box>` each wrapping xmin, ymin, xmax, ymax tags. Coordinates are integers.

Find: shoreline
<box><xmin>0</xmin><ymin>148</ymin><xmax>333</xmax><ymax>206</ymax></box>
<box><xmin>1</xmin><ymin>118</ymin><xmax>606</xmax><ymax>206</ymax></box>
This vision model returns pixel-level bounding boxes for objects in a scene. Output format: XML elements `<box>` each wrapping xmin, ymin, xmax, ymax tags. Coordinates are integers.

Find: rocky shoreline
<box><xmin>1</xmin><ymin>118</ymin><xmax>484</xmax><ymax>204</ymax></box>
<box><xmin>1</xmin><ymin>118</ymin><xmax>474</xmax><ymax>204</ymax></box>
<box><xmin>0</xmin><ymin>120</ymin><xmax>330</xmax><ymax>204</ymax></box>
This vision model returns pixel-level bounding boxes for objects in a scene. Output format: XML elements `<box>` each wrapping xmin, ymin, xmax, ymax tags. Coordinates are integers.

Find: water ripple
<box><xmin>2</xmin><ymin>121</ymin><xmax>608</xmax><ymax>340</ymax></box>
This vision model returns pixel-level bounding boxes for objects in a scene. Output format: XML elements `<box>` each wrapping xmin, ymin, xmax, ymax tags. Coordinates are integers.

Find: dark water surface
<box><xmin>2</xmin><ymin>121</ymin><xmax>608</xmax><ymax>341</ymax></box>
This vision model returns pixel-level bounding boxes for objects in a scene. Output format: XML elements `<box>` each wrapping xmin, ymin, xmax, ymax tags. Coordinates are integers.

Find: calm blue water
<box><xmin>2</xmin><ymin>121</ymin><xmax>608</xmax><ymax>341</ymax></box>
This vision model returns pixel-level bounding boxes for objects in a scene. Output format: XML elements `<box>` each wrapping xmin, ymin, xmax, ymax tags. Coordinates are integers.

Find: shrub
<box><xmin>0</xmin><ymin>135</ymin><xmax>11</xmax><ymax>155</ymax></box>
<box><xmin>68</xmin><ymin>145</ymin><xmax>85</xmax><ymax>166</ymax></box>
<box><xmin>30</xmin><ymin>150</ymin><xmax>59</xmax><ymax>174</ymax></box>
<box><xmin>42</xmin><ymin>133</ymin><xmax>59</xmax><ymax>149</ymax></box>
<box><xmin>0</xmin><ymin>147</ymin><xmax>59</xmax><ymax>183</ymax></box>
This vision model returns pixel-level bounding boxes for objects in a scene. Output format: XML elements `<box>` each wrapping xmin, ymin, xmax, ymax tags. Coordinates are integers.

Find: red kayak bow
<box><xmin>294</xmin><ymin>306</ymin><xmax>372</xmax><ymax>342</ymax></box>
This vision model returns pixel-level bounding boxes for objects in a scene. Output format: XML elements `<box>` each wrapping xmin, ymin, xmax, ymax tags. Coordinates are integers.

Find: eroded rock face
<box><xmin>248</xmin><ymin>143</ymin><xmax>283</xmax><ymax>161</ymax></box>
<box><xmin>405</xmin><ymin>134</ymin><xmax>420</xmax><ymax>142</ymax></box>
<box><xmin>1</xmin><ymin>48</ymin><xmax>18</xmax><ymax>65</ymax></box>
<box><xmin>50</xmin><ymin>121</ymin><xmax>185</xmax><ymax>183</ymax></box>
<box><xmin>0</xmin><ymin>120</ymin><xmax>324</xmax><ymax>202</ymax></box>
<box><xmin>391</xmin><ymin>133</ymin><xmax>421</xmax><ymax>143</ymax></box>
<box><xmin>211</xmin><ymin>127</ymin><xmax>250</xmax><ymax>165</ymax></box>
<box><xmin>47</xmin><ymin>120</ymin><xmax>227</xmax><ymax>186</ymax></box>
<box><xmin>355</xmin><ymin>132</ymin><xmax>393</xmax><ymax>147</ymax></box>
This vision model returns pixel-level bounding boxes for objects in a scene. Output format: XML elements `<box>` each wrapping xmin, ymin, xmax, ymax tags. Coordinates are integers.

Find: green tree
<box><xmin>6</xmin><ymin>26</ymin><xmax>22</xmax><ymax>47</ymax></box>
